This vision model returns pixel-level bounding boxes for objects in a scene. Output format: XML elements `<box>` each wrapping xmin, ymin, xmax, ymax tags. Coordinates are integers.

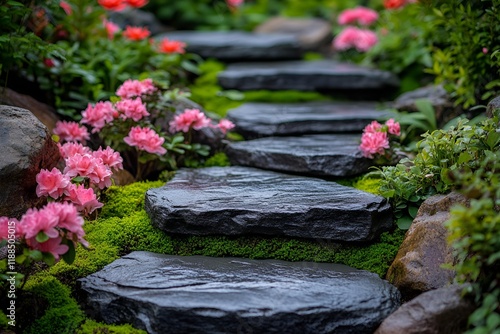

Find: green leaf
<box><xmin>62</xmin><ymin>240</ymin><xmax>76</xmax><ymax>265</ymax></box>
<box><xmin>35</xmin><ymin>232</ymin><xmax>49</xmax><ymax>243</ymax></box>
<box><xmin>414</xmin><ymin>98</ymin><xmax>437</xmax><ymax>130</ymax></box>
<box><xmin>29</xmin><ymin>250</ymin><xmax>43</xmax><ymax>261</ymax></box>
<box><xmin>408</xmin><ymin>205</ymin><xmax>419</xmax><ymax>218</ymax></box>
<box><xmin>458</xmin><ymin>151</ymin><xmax>472</xmax><ymax>164</ymax></box>
<box><xmin>42</xmin><ymin>252</ymin><xmax>56</xmax><ymax>266</ymax></box>
<box><xmin>397</xmin><ymin>216</ymin><xmax>413</xmax><ymax>230</ymax></box>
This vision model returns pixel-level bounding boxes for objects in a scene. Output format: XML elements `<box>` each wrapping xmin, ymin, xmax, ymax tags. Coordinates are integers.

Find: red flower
<box><xmin>123</xmin><ymin>26</ymin><xmax>150</xmax><ymax>41</ymax></box>
<box><xmin>158</xmin><ymin>38</ymin><xmax>186</xmax><ymax>54</ymax></box>
<box><xmin>98</xmin><ymin>0</ymin><xmax>126</xmax><ymax>11</ymax></box>
<box><xmin>125</xmin><ymin>0</ymin><xmax>148</xmax><ymax>8</ymax></box>
<box><xmin>384</xmin><ymin>0</ymin><xmax>406</xmax><ymax>9</ymax></box>
<box><xmin>43</xmin><ymin>58</ymin><xmax>56</xmax><ymax>68</ymax></box>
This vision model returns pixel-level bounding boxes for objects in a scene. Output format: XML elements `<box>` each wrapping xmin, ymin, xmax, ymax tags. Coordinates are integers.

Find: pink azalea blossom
<box><xmin>36</xmin><ymin>167</ymin><xmax>71</xmax><ymax>199</ymax></box>
<box><xmin>158</xmin><ymin>38</ymin><xmax>186</xmax><ymax>54</ymax></box>
<box><xmin>359</xmin><ymin>131</ymin><xmax>390</xmax><ymax>158</ymax></box>
<box><xmin>87</xmin><ymin>162</ymin><xmax>113</xmax><ymax>189</ymax></box>
<box><xmin>81</xmin><ymin>101</ymin><xmax>117</xmax><ymax>133</ymax></box>
<box><xmin>124</xmin><ymin>126</ymin><xmax>167</xmax><ymax>155</ymax></box>
<box><xmin>104</xmin><ymin>20</ymin><xmax>120</xmax><ymax>40</ymax></box>
<box><xmin>338</xmin><ymin>6</ymin><xmax>378</xmax><ymax>26</ymax></box>
<box><xmin>58</xmin><ymin>142</ymin><xmax>91</xmax><ymax>159</ymax></box>
<box><xmin>364</xmin><ymin>120</ymin><xmax>383</xmax><ymax>134</ymax></box>
<box><xmin>21</xmin><ymin>207</ymin><xmax>59</xmax><ymax>240</ymax></box>
<box><xmin>116</xmin><ymin>98</ymin><xmax>150</xmax><ymax>121</ymax></box>
<box><xmin>116</xmin><ymin>79</ymin><xmax>156</xmax><ymax>98</ymax></box>
<box><xmin>93</xmin><ymin>147</ymin><xmax>123</xmax><ymax>171</ymax></box>
<box><xmin>26</xmin><ymin>237</ymin><xmax>69</xmax><ymax>261</ymax></box>
<box><xmin>45</xmin><ymin>202</ymin><xmax>85</xmax><ymax>239</ymax></box>
<box><xmin>63</xmin><ymin>154</ymin><xmax>98</xmax><ymax>179</ymax></box>
<box><xmin>59</xmin><ymin>1</ymin><xmax>72</xmax><ymax>15</ymax></box>
<box><xmin>385</xmin><ymin>118</ymin><xmax>401</xmax><ymax>136</ymax></box>
<box><xmin>65</xmin><ymin>184</ymin><xmax>104</xmax><ymax>215</ymax></box>
<box><xmin>218</xmin><ymin>119</ymin><xmax>235</xmax><ymax>134</ymax></box>
<box><xmin>169</xmin><ymin>109</ymin><xmax>211</xmax><ymax>133</ymax></box>
<box><xmin>53</xmin><ymin>120</ymin><xmax>90</xmax><ymax>143</ymax></box>
<box><xmin>333</xmin><ymin>26</ymin><xmax>378</xmax><ymax>52</ymax></box>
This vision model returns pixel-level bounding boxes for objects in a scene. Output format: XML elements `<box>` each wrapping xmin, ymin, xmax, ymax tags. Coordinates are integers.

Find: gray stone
<box><xmin>109</xmin><ymin>8</ymin><xmax>170</xmax><ymax>35</ymax></box>
<box><xmin>486</xmin><ymin>95</ymin><xmax>500</xmax><ymax>118</ymax></box>
<box><xmin>375</xmin><ymin>285</ymin><xmax>475</xmax><ymax>334</ymax></box>
<box><xmin>145</xmin><ymin>167</ymin><xmax>393</xmax><ymax>242</ymax></box>
<box><xmin>254</xmin><ymin>17</ymin><xmax>332</xmax><ymax>51</ymax></box>
<box><xmin>154</xmin><ymin>31</ymin><xmax>303</xmax><ymax>61</ymax></box>
<box><xmin>218</xmin><ymin>60</ymin><xmax>399</xmax><ymax>97</ymax></box>
<box><xmin>227</xmin><ymin>101</ymin><xmax>391</xmax><ymax>139</ymax></box>
<box><xmin>79</xmin><ymin>251</ymin><xmax>402</xmax><ymax>334</ymax></box>
<box><xmin>0</xmin><ymin>105</ymin><xmax>60</xmax><ymax>218</ymax></box>
<box><xmin>225</xmin><ymin>134</ymin><xmax>372</xmax><ymax>177</ymax></box>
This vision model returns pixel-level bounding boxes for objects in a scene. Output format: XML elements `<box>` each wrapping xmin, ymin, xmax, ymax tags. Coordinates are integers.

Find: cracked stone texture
<box><xmin>225</xmin><ymin>134</ymin><xmax>372</xmax><ymax>177</ymax></box>
<box><xmin>227</xmin><ymin>101</ymin><xmax>390</xmax><ymax>138</ymax></box>
<box><xmin>154</xmin><ymin>31</ymin><xmax>303</xmax><ymax>61</ymax></box>
<box><xmin>217</xmin><ymin>60</ymin><xmax>399</xmax><ymax>95</ymax></box>
<box><xmin>79</xmin><ymin>251</ymin><xmax>401</xmax><ymax>334</ymax></box>
<box><xmin>145</xmin><ymin>167</ymin><xmax>393</xmax><ymax>242</ymax></box>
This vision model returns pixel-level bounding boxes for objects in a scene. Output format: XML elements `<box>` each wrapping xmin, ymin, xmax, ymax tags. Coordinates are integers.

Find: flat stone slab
<box><xmin>225</xmin><ymin>134</ymin><xmax>371</xmax><ymax>177</ymax></box>
<box><xmin>227</xmin><ymin>101</ymin><xmax>390</xmax><ymax>138</ymax></box>
<box><xmin>218</xmin><ymin>60</ymin><xmax>399</xmax><ymax>96</ymax></box>
<box><xmin>145</xmin><ymin>167</ymin><xmax>392</xmax><ymax>242</ymax></box>
<box><xmin>79</xmin><ymin>251</ymin><xmax>402</xmax><ymax>334</ymax></box>
<box><xmin>155</xmin><ymin>31</ymin><xmax>303</xmax><ymax>61</ymax></box>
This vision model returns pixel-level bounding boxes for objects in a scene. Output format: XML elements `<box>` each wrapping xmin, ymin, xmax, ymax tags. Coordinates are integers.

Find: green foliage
<box><xmin>352</xmin><ymin>177</ymin><xmax>382</xmax><ymax>195</ymax></box>
<box><xmin>76</xmin><ymin>319</ymin><xmax>147</xmax><ymax>334</ymax></box>
<box><xmin>203</xmin><ymin>152</ymin><xmax>231</xmax><ymax>167</ymax></box>
<box><xmin>244</xmin><ymin>90</ymin><xmax>330</xmax><ymax>103</ymax></box>
<box><xmin>0</xmin><ymin>309</ymin><xmax>8</xmax><ymax>328</ymax></box>
<box><xmin>22</xmin><ymin>275</ymin><xmax>85</xmax><ymax>334</ymax></box>
<box><xmin>425</xmin><ymin>0</ymin><xmax>500</xmax><ymax>108</ymax></box>
<box><xmin>378</xmin><ymin>114</ymin><xmax>500</xmax><ymax>229</ymax></box>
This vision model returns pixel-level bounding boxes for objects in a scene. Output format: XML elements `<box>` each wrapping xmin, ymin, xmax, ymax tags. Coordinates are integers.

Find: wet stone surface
<box><xmin>79</xmin><ymin>251</ymin><xmax>402</xmax><ymax>334</ymax></box>
<box><xmin>145</xmin><ymin>167</ymin><xmax>393</xmax><ymax>242</ymax></box>
<box><xmin>225</xmin><ymin>134</ymin><xmax>372</xmax><ymax>177</ymax></box>
<box><xmin>227</xmin><ymin>101</ymin><xmax>390</xmax><ymax>138</ymax></box>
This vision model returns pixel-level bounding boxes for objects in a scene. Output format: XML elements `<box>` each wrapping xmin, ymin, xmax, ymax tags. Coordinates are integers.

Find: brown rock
<box><xmin>375</xmin><ymin>284</ymin><xmax>475</xmax><ymax>334</ymax></box>
<box><xmin>111</xmin><ymin>168</ymin><xmax>135</xmax><ymax>186</ymax></box>
<box><xmin>0</xmin><ymin>87</ymin><xmax>59</xmax><ymax>133</ymax></box>
<box><xmin>254</xmin><ymin>17</ymin><xmax>332</xmax><ymax>51</ymax></box>
<box><xmin>386</xmin><ymin>192</ymin><xmax>469</xmax><ymax>300</ymax></box>
<box><xmin>0</xmin><ymin>105</ymin><xmax>60</xmax><ymax>218</ymax></box>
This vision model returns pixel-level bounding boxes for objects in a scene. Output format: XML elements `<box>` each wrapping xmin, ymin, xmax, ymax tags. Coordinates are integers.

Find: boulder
<box><xmin>375</xmin><ymin>285</ymin><xmax>475</xmax><ymax>334</ymax></box>
<box><xmin>254</xmin><ymin>17</ymin><xmax>332</xmax><ymax>51</ymax></box>
<box><xmin>79</xmin><ymin>251</ymin><xmax>402</xmax><ymax>334</ymax></box>
<box><xmin>154</xmin><ymin>31</ymin><xmax>303</xmax><ymax>61</ymax></box>
<box><xmin>227</xmin><ymin>101</ymin><xmax>391</xmax><ymax>139</ymax></box>
<box><xmin>386</xmin><ymin>192</ymin><xmax>469</xmax><ymax>300</ymax></box>
<box><xmin>225</xmin><ymin>134</ymin><xmax>372</xmax><ymax>177</ymax></box>
<box><xmin>218</xmin><ymin>60</ymin><xmax>399</xmax><ymax>98</ymax></box>
<box><xmin>486</xmin><ymin>95</ymin><xmax>500</xmax><ymax>118</ymax></box>
<box><xmin>0</xmin><ymin>105</ymin><xmax>60</xmax><ymax>218</ymax></box>
<box><xmin>145</xmin><ymin>167</ymin><xmax>393</xmax><ymax>242</ymax></box>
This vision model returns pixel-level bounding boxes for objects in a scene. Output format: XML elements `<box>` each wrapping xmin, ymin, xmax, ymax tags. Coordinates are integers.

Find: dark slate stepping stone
<box><xmin>227</xmin><ymin>101</ymin><xmax>390</xmax><ymax>138</ymax></box>
<box><xmin>79</xmin><ymin>251</ymin><xmax>402</xmax><ymax>334</ymax></box>
<box><xmin>218</xmin><ymin>60</ymin><xmax>399</xmax><ymax>97</ymax></box>
<box><xmin>145</xmin><ymin>167</ymin><xmax>392</xmax><ymax>242</ymax></box>
<box><xmin>155</xmin><ymin>31</ymin><xmax>303</xmax><ymax>61</ymax></box>
<box><xmin>225</xmin><ymin>134</ymin><xmax>371</xmax><ymax>177</ymax></box>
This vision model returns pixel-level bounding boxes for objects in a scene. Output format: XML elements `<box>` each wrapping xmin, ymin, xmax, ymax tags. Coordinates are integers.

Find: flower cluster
<box><xmin>98</xmin><ymin>0</ymin><xmax>148</xmax><ymax>11</ymax></box>
<box><xmin>383</xmin><ymin>0</ymin><xmax>416</xmax><ymax>10</ymax></box>
<box><xmin>333</xmin><ymin>6</ymin><xmax>378</xmax><ymax>52</ymax></box>
<box><xmin>359</xmin><ymin>119</ymin><xmax>401</xmax><ymax>159</ymax></box>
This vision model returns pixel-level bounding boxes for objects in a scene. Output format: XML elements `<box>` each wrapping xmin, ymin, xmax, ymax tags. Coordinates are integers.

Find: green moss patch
<box><xmin>76</xmin><ymin>320</ymin><xmax>147</xmax><ymax>334</ymax></box>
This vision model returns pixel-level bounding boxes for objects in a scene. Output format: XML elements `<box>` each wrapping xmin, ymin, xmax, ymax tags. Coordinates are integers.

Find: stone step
<box><xmin>225</xmin><ymin>134</ymin><xmax>371</xmax><ymax>177</ymax></box>
<box><xmin>227</xmin><ymin>101</ymin><xmax>391</xmax><ymax>139</ymax></box>
<box><xmin>217</xmin><ymin>60</ymin><xmax>399</xmax><ymax>98</ymax></box>
<box><xmin>145</xmin><ymin>167</ymin><xmax>392</xmax><ymax>242</ymax></box>
<box><xmin>155</xmin><ymin>31</ymin><xmax>304</xmax><ymax>61</ymax></box>
<box><xmin>79</xmin><ymin>251</ymin><xmax>401</xmax><ymax>334</ymax></box>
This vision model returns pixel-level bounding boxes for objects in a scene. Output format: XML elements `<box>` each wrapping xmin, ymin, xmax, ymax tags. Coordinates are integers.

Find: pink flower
<box><xmin>482</xmin><ymin>47</ymin><xmax>488</xmax><ymax>54</ymax></box>
<box><xmin>227</xmin><ymin>0</ymin><xmax>243</xmax><ymax>7</ymax></box>
<box><xmin>0</xmin><ymin>217</ymin><xmax>21</xmax><ymax>240</ymax></box>
<box><xmin>21</xmin><ymin>207</ymin><xmax>59</xmax><ymax>240</ymax></box>
<box><xmin>359</xmin><ymin>131</ymin><xmax>390</xmax><ymax>158</ymax></box>
<box><xmin>58</xmin><ymin>142</ymin><xmax>91</xmax><ymax>159</ymax></box>
<box><xmin>364</xmin><ymin>120</ymin><xmax>383</xmax><ymax>134</ymax></box>
<box><xmin>116</xmin><ymin>98</ymin><xmax>150</xmax><ymax>121</ymax></box>
<box><xmin>169</xmin><ymin>109</ymin><xmax>211</xmax><ymax>133</ymax></box>
<box><xmin>158</xmin><ymin>38</ymin><xmax>186</xmax><ymax>54</ymax></box>
<box><xmin>116</xmin><ymin>78</ymin><xmax>156</xmax><ymax>98</ymax></box>
<box><xmin>66</xmin><ymin>184</ymin><xmax>104</xmax><ymax>215</ymax></box>
<box><xmin>385</xmin><ymin>118</ymin><xmax>401</xmax><ymax>136</ymax></box>
<box><xmin>53</xmin><ymin>120</ymin><xmax>90</xmax><ymax>143</ymax></box>
<box><xmin>59</xmin><ymin>0</ymin><xmax>72</xmax><ymax>15</ymax></box>
<box><xmin>98</xmin><ymin>0</ymin><xmax>126</xmax><ymax>11</ymax></box>
<box><xmin>218</xmin><ymin>119</ymin><xmax>235</xmax><ymax>134</ymax></box>
<box><xmin>26</xmin><ymin>237</ymin><xmax>69</xmax><ymax>261</ymax></box>
<box><xmin>63</xmin><ymin>154</ymin><xmax>98</xmax><ymax>179</ymax></box>
<box><xmin>87</xmin><ymin>162</ymin><xmax>113</xmax><ymax>189</ymax></box>
<box><xmin>93</xmin><ymin>147</ymin><xmax>123</xmax><ymax>171</ymax></box>
<box><xmin>333</xmin><ymin>27</ymin><xmax>378</xmax><ymax>52</ymax></box>
<box><xmin>81</xmin><ymin>101</ymin><xmax>117</xmax><ymax>133</ymax></box>
<box><xmin>124</xmin><ymin>126</ymin><xmax>167</xmax><ymax>155</ymax></box>
<box><xmin>36</xmin><ymin>167</ymin><xmax>71</xmax><ymax>199</ymax></box>
<box><xmin>104</xmin><ymin>20</ymin><xmax>120</xmax><ymax>40</ymax></box>
<box><xmin>43</xmin><ymin>58</ymin><xmax>56</xmax><ymax>68</ymax></box>
<box><xmin>45</xmin><ymin>202</ymin><xmax>85</xmax><ymax>238</ymax></box>
<box><xmin>338</xmin><ymin>6</ymin><xmax>378</xmax><ymax>26</ymax></box>
<box><xmin>123</xmin><ymin>26</ymin><xmax>150</xmax><ymax>41</ymax></box>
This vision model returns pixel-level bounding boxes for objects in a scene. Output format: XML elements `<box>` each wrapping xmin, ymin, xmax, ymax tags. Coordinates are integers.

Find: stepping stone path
<box><xmin>79</xmin><ymin>252</ymin><xmax>402</xmax><ymax>334</ymax></box>
<box><xmin>218</xmin><ymin>60</ymin><xmax>399</xmax><ymax>96</ymax></box>
<box><xmin>155</xmin><ymin>31</ymin><xmax>304</xmax><ymax>61</ymax></box>
<box><xmin>145</xmin><ymin>167</ymin><xmax>392</xmax><ymax>242</ymax></box>
<box><xmin>227</xmin><ymin>101</ymin><xmax>390</xmax><ymax>138</ymax></box>
<box><xmin>81</xmin><ymin>28</ymin><xmax>404</xmax><ymax>333</ymax></box>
